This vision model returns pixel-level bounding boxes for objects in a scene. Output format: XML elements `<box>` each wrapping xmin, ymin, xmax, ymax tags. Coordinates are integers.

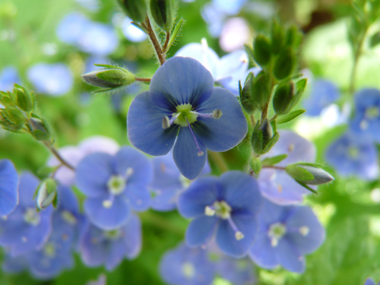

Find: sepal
<box><xmin>150</xmin><ymin>0</ymin><xmax>176</xmax><ymax>31</ymax></box>
<box><xmin>117</xmin><ymin>0</ymin><xmax>147</xmax><ymax>23</ymax></box>
<box><xmin>35</xmin><ymin>178</ymin><xmax>57</xmax><ymax>210</ymax></box>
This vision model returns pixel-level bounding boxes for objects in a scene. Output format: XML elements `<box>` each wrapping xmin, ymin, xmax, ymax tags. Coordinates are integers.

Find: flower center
<box><xmin>182</xmin><ymin>262</ymin><xmax>195</xmax><ymax>279</ymax></box>
<box><xmin>23</xmin><ymin>208</ymin><xmax>41</xmax><ymax>226</ymax></box>
<box><xmin>104</xmin><ymin>229</ymin><xmax>122</xmax><ymax>240</ymax></box>
<box><xmin>61</xmin><ymin>210</ymin><xmax>77</xmax><ymax>225</ymax></box>
<box><xmin>173</xmin><ymin>104</ymin><xmax>198</xmax><ymax>127</ymax></box>
<box><xmin>365</xmin><ymin>107</ymin><xmax>379</xmax><ymax>119</ymax></box>
<box><xmin>348</xmin><ymin>147</ymin><xmax>359</xmax><ymax>158</ymax></box>
<box><xmin>268</xmin><ymin>222</ymin><xmax>287</xmax><ymax>247</ymax></box>
<box><xmin>107</xmin><ymin>175</ymin><xmax>126</xmax><ymax>195</ymax></box>
<box><xmin>43</xmin><ymin>242</ymin><xmax>56</xmax><ymax>258</ymax></box>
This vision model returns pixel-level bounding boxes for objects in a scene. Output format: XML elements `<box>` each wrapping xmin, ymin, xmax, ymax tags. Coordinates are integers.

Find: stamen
<box><xmin>162</xmin><ymin>114</ymin><xmax>180</xmax><ymax>129</ymax></box>
<box><xmin>125</xmin><ymin>167</ymin><xmax>134</xmax><ymax>178</ymax></box>
<box><xmin>185</xmin><ymin>118</ymin><xmax>204</xmax><ymax>156</ymax></box>
<box><xmin>190</xmin><ymin>109</ymin><xmax>222</xmax><ymax>119</ymax></box>
<box><xmin>102</xmin><ymin>195</ymin><xmax>115</xmax><ymax>208</ymax></box>
<box><xmin>299</xmin><ymin>226</ymin><xmax>309</xmax><ymax>236</ymax></box>
<box><xmin>227</xmin><ymin>217</ymin><xmax>244</xmax><ymax>240</ymax></box>
<box><xmin>205</xmin><ymin>206</ymin><xmax>215</xmax><ymax>216</ymax></box>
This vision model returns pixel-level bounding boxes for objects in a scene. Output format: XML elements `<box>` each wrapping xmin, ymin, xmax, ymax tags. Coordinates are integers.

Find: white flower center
<box><xmin>268</xmin><ymin>222</ymin><xmax>287</xmax><ymax>247</ymax></box>
<box><xmin>23</xmin><ymin>208</ymin><xmax>41</xmax><ymax>226</ymax></box>
<box><xmin>182</xmin><ymin>262</ymin><xmax>195</xmax><ymax>279</ymax></box>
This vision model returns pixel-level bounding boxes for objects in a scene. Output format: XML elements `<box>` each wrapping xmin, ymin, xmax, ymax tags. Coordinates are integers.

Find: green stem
<box><xmin>44</xmin><ymin>142</ymin><xmax>75</xmax><ymax>170</ymax></box>
<box><xmin>143</xmin><ymin>17</ymin><xmax>165</xmax><ymax>65</ymax></box>
<box><xmin>349</xmin><ymin>27</ymin><xmax>368</xmax><ymax>95</ymax></box>
<box><xmin>208</xmin><ymin>151</ymin><xmax>228</xmax><ymax>173</ymax></box>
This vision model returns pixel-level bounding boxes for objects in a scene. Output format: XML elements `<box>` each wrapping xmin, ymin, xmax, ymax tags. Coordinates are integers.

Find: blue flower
<box><xmin>27</xmin><ymin>63</ymin><xmax>73</xmax><ymax>96</ymax></box>
<box><xmin>303</xmin><ymin>79</ymin><xmax>340</xmax><ymax>117</ymax></box>
<box><xmin>2</xmin><ymin>253</ymin><xmax>28</xmax><ymax>274</ymax></box>
<box><xmin>249</xmin><ymin>198</ymin><xmax>325</xmax><ymax>273</ymax></box>
<box><xmin>0</xmin><ymin>66</ymin><xmax>20</xmax><ymax>92</ymax></box>
<box><xmin>121</xmin><ymin>17</ymin><xmax>147</xmax><ymax>42</ymax></box>
<box><xmin>127</xmin><ymin>57</ymin><xmax>247</xmax><ymax>180</ymax></box>
<box><xmin>159</xmin><ymin>242</ymin><xmax>215</xmax><ymax>285</ymax></box>
<box><xmin>79</xmin><ymin>213</ymin><xmax>141</xmax><ymax>271</ymax></box>
<box><xmin>350</xmin><ymin>88</ymin><xmax>380</xmax><ymax>142</ymax></box>
<box><xmin>76</xmin><ymin>146</ymin><xmax>153</xmax><ymax>230</ymax></box>
<box><xmin>76</xmin><ymin>0</ymin><xmax>100</xmax><ymax>11</ymax></box>
<box><xmin>150</xmin><ymin>152</ymin><xmax>211</xmax><ymax>211</ymax></box>
<box><xmin>0</xmin><ymin>173</ymin><xmax>53</xmax><ymax>256</ymax></box>
<box><xmin>325</xmin><ymin>131</ymin><xmax>378</xmax><ymax>180</ymax></box>
<box><xmin>365</xmin><ymin>278</ymin><xmax>380</xmax><ymax>285</ymax></box>
<box><xmin>56</xmin><ymin>12</ymin><xmax>91</xmax><ymax>45</ymax></box>
<box><xmin>0</xmin><ymin>159</ymin><xmax>19</xmax><ymax>217</ymax></box>
<box><xmin>177</xmin><ymin>171</ymin><xmax>262</xmax><ymax>258</ymax></box>
<box><xmin>215</xmin><ymin>256</ymin><xmax>256</xmax><ymax>285</ymax></box>
<box><xmin>258</xmin><ymin>130</ymin><xmax>316</xmax><ymax>205</ymax></box>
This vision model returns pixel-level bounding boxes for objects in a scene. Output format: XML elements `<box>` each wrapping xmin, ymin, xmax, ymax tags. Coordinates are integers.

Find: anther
<box><xmin>205</xmin><ymin>206</ymin><xmax>215</xmax><ymax>216</ymax></box>
<box><xmin>227</xmin><ymin>217</ymin><xmax>244</xmax><ymax>241</ymax></box>
<box><xmin>235</xmin><ymin>231</ymin><xmax>244</xmax><ymax>240</ymax></box>
<box><xmin>162</xmin><ymin>114</ymin><xmax>180</xmax><ymax>129</ymax></box>
<box><xmin>185</xmin><ymin>118</ymin><xmax>204</xmax><ymax>156</ymax></box>
<box><xmin>299</xmin><ymin>226</ymin><xmax>309</xmax><ymax>236</ymax></box>
<box><xmin>190</xmin><ymin>109</ymin><xmax>222</xmax><ymax>120</ymax></box>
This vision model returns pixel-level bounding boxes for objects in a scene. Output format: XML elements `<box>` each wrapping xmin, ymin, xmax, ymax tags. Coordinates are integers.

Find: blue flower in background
<box><xmin>79</xmin><ymin>213</ymin><xmax>141</xmax><ymax>271</ymax></box>
<box><xmin>128</xmin><ymin>57</ymin><xmax>247</xmax><ymax>180</ymax></box>
<box><xmin>258</xmin><ymin>130</ymin><xmax>316</xmax><ymax>205</ymax></box>
<box><xmin>325</xmin><ymin>131</ymin><xmax>379</xmax><ymax>180</ymax></box>
<box><xmin>303</xmin><ymin>79</ymin><xmax>340</xmax><ymax>117</ymax></box>
<box><xmin>215</xmin><ymin>256</ymin><xmax>256</xmax><ymax>285</ymax></box>
<box><xmin>121</xmin><ymin>17</ymin><xmax>147</xmax><ymax>42</ymax></box>
<box><xmin>0</xmin><ymin>159</ymin><xmax>19</xmax><ymax>217</ymax></box>
<box><xmin>350</xmin><ymin>88</ymin><xmax>380</xmax><ymax>142</ymax></box>
<box><xmin>2</xmin><ymin>253</ymin><xmax>28</xmax><ymax>274</ymax></box>
<box><xmin>365</xmin><ymin>278</ymin><xmax>380</xmax><ymax>285</ymax></box>
<box><xmin>27</xmin><ymin>63</ymin><xmax>73</xmax><ymax>96</ymax></box>
<box><xmin>249</xmin><ymin>198</ymin><xmax>325</xmax><ymax>273</ymax></box>
<box><xmin>76</xmin><ymin>146</ymin><xmax>153</xmax><ymax>230</ymax></box>
<box><xmin>0</xmin><ymin>66</ymin><xmax>20</xmax><ymax>92</ymax></box>
<box><xmin>0</xmin><ymin>173</ymin><xmax>53</xmax><ymax>256</ymax></box>
<box><xmin>159</xmin><ymin>242</ymin><xmax>215</xmax><ymax>285</ymax></box>
<box><xmin>149</xmin><ymin>152</ymin><xmax>211</xmax><ymax>211</ymax></box>
<box><xmin>178</xmin><ymin>171</ymin><xmax>262</xmax><ymax>258</ymax></box>
<box><xmin>76</xmin><ymin>0</ymin><xmax>100</xmax><ymax>11</ymax></box>
<box><xmin>56</xmin><ymin>12</ymin><xmax>90</xmax><ymax>45</ymax></box>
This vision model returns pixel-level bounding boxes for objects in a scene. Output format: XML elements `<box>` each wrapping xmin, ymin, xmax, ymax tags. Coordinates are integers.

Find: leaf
<box><xmin>166</xmin><ymin>18</ymin><xmax>184</xmax><ymax>52</ymax></box>
<box><xmin>370</xmin><ymin>32</ymin><xmax>380</xmax><ymax>48</ymax></box>
<box><xmin>261</xmin><ymin>154</ymin><xmax>288</xmax><ymax>166</ymax></box>
<box><xmin>277</xmin><ymin>109</ymin><xmax>305</xmax><ymax>124</ymax></box>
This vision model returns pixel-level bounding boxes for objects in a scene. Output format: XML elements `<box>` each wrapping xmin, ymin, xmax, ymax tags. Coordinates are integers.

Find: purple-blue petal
<box><xmin>122</xmin><ymin>213</ymin><xmax>142</xmax><ymax>259</ymax></box>
<box><xmin>186</xmin><ymin>216</ymin><xmax>218</xmax><ymax>247</ymax></box>
<box><xmin>0</xmin><ymin>159</ymin><xmax>19</xmax><ymax>216</ymax></box>
<box><xmin>249</xmin><ymin>233</ymin><xmax>278</xmax><ymax>269</ymax></box>
<box><xmin>277</xmin><ymin>239</ymin><xmax>305</xmax><ymax>273</ymax></box>
<box><xmin>124</xmin><ymin>183</ymin><xmax>151</xmax><ymax>211</ymax></box>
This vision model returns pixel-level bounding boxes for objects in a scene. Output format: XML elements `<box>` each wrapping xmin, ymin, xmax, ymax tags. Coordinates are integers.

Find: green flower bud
<box><xmin>0</xmin><ymin>110</ymin><xmax>24</xmax><ymax>132</ymax></box>
<box><xmin>240</xmin><ymin>72</ymin><xmax>257</xmax><ymax>114</ymax></box>
<box><xmin>117</xmin><ymin>0</ymin><xmax>147</xmax><ymax>23</ymax></box>
<box><xmin>271</xmin><ymin>19</ymin><xmax>284</xmax><ymax>55</ymax></box>
<box><xmin>150</xmin><ymin>0</ymin><xmax>176</xmax><ymax>31</ymax></box>
<box><xmin>273</xmin><ymin>81</ymin><xmax>295</xmax><ymax>115</ymax></box>
<box><xmin>285</xmin><ymin>163</ymin><xmax>334</xmax><ymax>185</ymax></box>
<box><xmin>253</xmin><ymin>34</ymin><xmax>271</xmax><ymax>66</ymax></box>
<box><xmin>285</xmin><ymin>24</ymin><xmax>302</xmax><ymax>48</ymax></box>
<box><xmin>14</xmin><ymin>85</ymin><xmax>34</xmax><ymax>112</ymax></box>
<box><xmin>29</xmin><ymin>117</ymin><xmax>51</xmax><ymax>141</ymax></box>
<box><xmin>249</xmin><ymin>156</ymin><xmax>262</xmax><ymax>174</ymax></box>
<box><xmin>251</xmin><ymin>119</ymin><xmax>273</xmax><ymax>155</ymax></box>
<box><xmin>273</xmin><ymin>48</ymin><xmax>295</xmax><ymax>80</ymax></box>
<box><xmin>82</xmin><ymin>67</ymin><xmax>136</xmax><ymax>90</ymax></box>
<box><xmin>36</xmin><ymin>178</ymin><xmax>57</xmax><ymax>210</ymax></box>
<box><xmin>252</xmin><ymin>71</ymin><xmax>271</xmax><ymax>110</ymax></box>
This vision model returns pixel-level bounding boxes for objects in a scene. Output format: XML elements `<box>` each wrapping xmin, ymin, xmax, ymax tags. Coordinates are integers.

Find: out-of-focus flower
<box><xmin>215</xmin><ymin>256</ymin><xmax>256</xmax><ymax>285</ymax></box>
<box><xmin>219</xmin><ymin>17</ymin><xmax>250</xmax><ymax>52</ymax></box>
<box><xmin>0</xmin><ymin>159</ymin><xmax>18</xmax><ymax>217</ymax></box>
<box><xmin>258</xmin><ymin>130</ymin><xmax>316</xmax><ymax>205</ymax></box>
<box><xmin>76</xmin><ymin>0</ymin><xmax>100</xmax><ymax>11</ymax></box>
<box><xmin>121</xmin><ymin>17</ymin><xmax>147</xmax><ymax>42</ymax></box>
<box><xmin>56</xmin><ymin>12</ymin><xmax>90</xmax><ymax>45</ymax></box>
<box><xmin>159</xmin><ymin>242</ymin><xmax>215</xmax><ymax>285</ymax></box>
<box><xmin>127</xmin><ymin>57</ymin><xmax>247</xmax><ymax>180</ymax></box>
<box><xmin>79</xmin><ymin>213</ymin><xmax>141</xmax><ymax>271</ymax></box>
<box><xmin>87</xmin><ymin>274</ymin><xmax>107</xmax><ymax>285</ymax></box>
<box><xmin>249</xmin><ymin>198</ymin><xmax>325</xmax><ymax>273</ymax></box>
<box><xmin>27</xmin><ymin>63</ymin><xmax>73</xmax><ymax>96</ymax></box>
<box><xmin>364</xmin><ymin>278</ymin><xmax>380</xmax><ymax>285</ymax></box>
<box><xmin>178</xmin><ymin>171</ymin><xmax>262</xmax><ymax>258</ymax></box>
<box><xmin>0</xmin><ymin>66</ymin><xmax>20</xmax><ymax>92</ymax></box>
<box><xmin>326</xmin><ymin>131</ymin><xmax>379</xmax><ymax>180</ymax></box>
<box><xmin>76</xmin><ymin>146</ymin><xmax>153</xmax><ymax>230</ymax></box>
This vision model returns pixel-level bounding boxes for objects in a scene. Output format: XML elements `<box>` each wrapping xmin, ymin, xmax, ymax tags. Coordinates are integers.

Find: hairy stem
<box><xmin>349</xmin><ymin>28</ymin><xmax>368</xmax><ymax>95</ymax></box>
<box><xmin>262</xmin><ymin>165</ymin><xmax>285</xmax><ymax>170</ymax></box>
<box><xmin>44</xmin><ymin>142</ymin><xmax>75</xmax><ymax>170</ymax></box>
<box><xmin>135</xmin><ymin>77</ymin><xmax>151</xmax><ymax>82</ymax></box>
<box><xmin>143</xmin><ymin>17</ymin><xmax>166</xmax><ymax>65</ymax></box>
<box><xmin>163</xmin><ymin>31</ymin><xmax>170</xmax><ymax>52</ymax></box>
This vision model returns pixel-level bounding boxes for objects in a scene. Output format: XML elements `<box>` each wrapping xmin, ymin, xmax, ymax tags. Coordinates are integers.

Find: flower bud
<box><xmin>117</xmin><ymin>0</ymin><xmax>147</xmax><ymax>23</ymax></box>
<box><xmin>82</xmin><ymin>67</ymin><xmax>136</xmax><ymax>90</ymax></box>
<box><xmin>271</xmin><ymin>19</ymin><xmax>284</xmax><ymax>55</ymax></box>
<box><xmin>14</xmin><ymin>85</ymin><xmax>34</xmax><ymax>112</ymax></box>
<box><xmin>251</xmin><ymin>71</ymin><xmax>271</xmax><ymax>110</ymax></box>
<box><xmin>249</xmin><ymin>156</ymin><xmax>262</xmax><ymax>174</ymax></box>
<box><xmin>285</xmin><ymin>163</ymin><xmax>334</xmax><ymax>185</ymax></box>
<box><xmin>253</xmin><ymin>34</ymin><xmax>271</xmax><ymax>66</ymax></box>
<box><xmin>285</xmin><ymin>24</ymin><xmax>302</xmax><ymax>49</ymax></box>
<box><xmin>36</xmin><ymin>178</ymin><xmax>57</xmax><ymax>210</ymax></box>
<box><xmin>273</xmin><ymin>48</ymin><xmax>295</xmax><ymax>80</ymax></box>
<box><xmin>273</xmin><ymin>81</ymin><xmax>295</xmax><ymax>115</ymax></box>
<box><xmin>0</xmin><ymin>109</ymin><xmax>24</xmax><ymax>132</ymax></box>
<box><xmin>29</xmin><ymin>117</ymin><xmax>51</xmax><ymax>141</ymax></box>
<box><xmin>251</xmin><ymin>119</ymin><xmax>273</xmax><ymax>155</ymax></box>
<box><xmin>240</xmin><ymin>73</ymin><xmax>257</xmax><ymax>114</ymax></box>
<box><xmin>150</xmin><ymin>0</ymin><xmax>176</xmax><ymax>31</ymax></box>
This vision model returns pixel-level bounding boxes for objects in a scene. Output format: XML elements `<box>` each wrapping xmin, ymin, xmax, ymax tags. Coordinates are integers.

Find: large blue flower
<box><xmin>159</xmin><ymin>242</ymin><xmax>215</xmax><ymax>285</ymax></box>
<box><xmin>127</xmin><ymin>57</ymin><xmax>248</xmax><ymax>180</ymax></box>
<box><xmin>79</xmin><ymin>213</ymin><xmax>141</xmax><ymax>271</ymax></box>
<box><xmin>0</xmin><ymin>159</ymin><xmax>19</xmax><ymax>217</ymax></box>
<box><xmin>258</xmin><ymin>130</ymin><xmax>316</xmax><ymax>205</ymax></box>
<box><xmin>0</xmin><ymin>173</ymin><xmax>53</xmax><ymax>256</ymax></box>
<box><xmin>177</xmin><ymin>171</ymin><xmax>262</xmax><ymax>258</ymax></box>
<box><xmin>350</xmin><ymin>88</ymin><xmax>380</xmax><ymax>142</ymax></box>
<box><xmin>325</xmin><ymin>131</ymin><xmax>378</xmax><ymax>180</ymax></box>
<box><xmin>149</xmin><ymin>152</ymin><xmax>211</xmax><ymax>211</ymax></box>
<box><xmin>249</xmin><ymin>198</ymin><xmax>325</xmax><ymax>273</ymax></box>
<box><xmin>76</xmin><ymin>146</ymin><xmax>153</xmax><ymax>230</ymax></box>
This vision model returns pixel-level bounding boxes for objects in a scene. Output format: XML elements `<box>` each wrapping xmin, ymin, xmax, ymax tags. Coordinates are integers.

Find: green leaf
<box><xmin>261</xmin><ymin>154</ymin><xmax>288</xmax><ymax>166</ymax></box>
<box><xmin>276</xmin><ymin>109</ymin><xmax>305</xmax><ymax>124</ymax></box>
<box><xmin>370</xmin><ymin>32</ymin><xmax>380</xmax><ymax>48</ymax></box>
<box><xmin>294</xmin><ymin>180</ymin><xmax>318</xmax><ymax>194</ymax></box>
<box><xmin>166</xmin><ymin>19</ymin><xmax>185</xmax><ymax>52</ymax></box>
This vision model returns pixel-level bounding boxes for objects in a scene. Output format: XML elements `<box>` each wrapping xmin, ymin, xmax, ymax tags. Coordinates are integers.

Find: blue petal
<box><xmin>150</xmin><ymin>57</ymin><xmax>214</xmax><ymax>108</ymax></box>
<box><xmin>277</xmin><ymin>239</ymin><xmax>305</xmax><ymax>273</ymax></box>
<box><xmin>114</xmin><ymin>146</ymin><xmax>153</xmax><ymax>185</ymax></box>
<box><xmin>124</xmin><ymin>183</ymin><xmax>151</xmax><ymax>211</ymax></box>
<box><xmin>76</xmin><ymin>153</ymin><xmax>114</xmax><ymax>198</ymax></box>
<box><xmin>173</xmin><ymin>127</ymin><xmax>207</xmax><ymax>180</ymax></box>
<box><xmin>79</xmin><ymin>224</ymin><xmax>106</xmax><ymax>267</ymax></box>
<box><xmin>105</xmin><ymin>238</ymin><xmax>127</xmax><ymax>271</ymax></box>
<box><xmin>219</xmin><ymin>171</ymin><xmax>262</xmax><ymax>215</ymax></box>
<box><xmin>249</xmin><ymin>233</ymin><xmax>278</xmax><ymax>269</ymax></box>
<box><xmin>122</xmin><ymin>213</ymin><xmax>142</xmax><ymax>259</ymax></box>
<box><xmin>151</xmin><ymin>186</ymin><xmax>178</xmax><ymax>211</ymax></box>
<box><xmin>127</xmin><ymin>91</ymin><xmax>178</xmax><ymax>155</ymax></box>
<box><xmin>2</xmin><ymin>254</ymin><xmax>28</xmax><ymax>273</ymax></box>
<box><xmin>215</xmin><ymin>50</ymin><xmax>248</xmax><ymax>82</ymax></box>
<box><xmin>150</xmin><ymin>153</ymin><xmax>183</xmax><ymax>190</ymax></box>
<box><xmin>177</xmin><ymin>176</ymin><xmax>219</xmax><ymax>218</ymax></box>
<box><xmin>216</xmin><ymin>214</ymin><xmax>258</xmax><ymax>258</ymax></box>
<box><xmin>84</xmin><ymin>195</ymin><xmax>130</xmax><ymax>230</ymax></box>
<box><xmin>186</xmin><ymin>216</ymin><xmax>218</xmax><ymax>247</ymax></box>
<box><xmin>18</xmin><ymin>172</ymin><xmax>40</xmax><ymax>207</ymax></box>
<box><xmin>194</xmin><ymin>87</ymin><xmax>247</xmax><ymax>152</ymax></box>
<box><xmin>0</xmin><ymin>159</ymin><xmax>19</xmax><ymax>216</ymax></box>
<box><xmin>364</xmin><ymin>278</ymin><xmax>376</xmax><ymax>285</ymax></box>
<box><xmin>56</xmin><ymin>185</ymin><xmax>79</xmax><ymax>214</ymax></box>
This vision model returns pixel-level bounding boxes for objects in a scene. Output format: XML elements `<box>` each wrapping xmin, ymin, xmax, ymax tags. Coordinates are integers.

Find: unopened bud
<box><xmin>29</xmin><ymin>117</ymin><xmax>51</xmax><ymax>141</ymax></box>
<box><xmin>249</xmin><ymin>156</ymin><xmax>262</xmax><ymax>174</ymax></box>
<box><xmin>36</xmin><ymin>178</ymin><xmax>57</xmax><ymax>210</ymax></box>
<box><xmin>253</xmin><ymin>34</ymin><xmax>271</xmax><ymax>66</ymax></box>
<box><xmin>251</xmin><ymin>71</ymin><xmax>271</xmax><ymax>110</ymax></box>
<box><xmin>273</xmin><ymin>48</ymin><xmax>295</xmax><ymax>80</ymax></box>
<box><xmin>14</xmin><ymin>85</ymin><xmax>34</xmax><ymax>112</ymax></box>
<box><xmin>251</xmin><ymin>119</ymin><xmax>273</xmax><ymax>155</ymax></box>
<box><xmin>82</xmin><ymin>67</ymin><xmax>136</xmax><ymax>90</ymax></box>
<box><xmin>240</xmin><ymin>73</ymin><xmax>257</xmax><ymax>114</ymax></box>
<box><xmin>271</xmin><ymin>19</ymin><xmax>284</xmax><ymax>55</ymax></box>
<box><xmin>285</xmin><ymin>163</ymin><xmax>334</xmax><ymax>185</ymax></box>
<box><xmin>150</xmin><ymin>0</ymin><xmax>176</xmax><ymax>32</ymax></box>
<box><xmin>117</xmin><ymin>0</ymin><xmax>147</xmax><ymax>23</ymax></box>
<box><xmin>273</xmin><ymin>81</ymin><xmax>295</xmax><ymax>115</ymax></box>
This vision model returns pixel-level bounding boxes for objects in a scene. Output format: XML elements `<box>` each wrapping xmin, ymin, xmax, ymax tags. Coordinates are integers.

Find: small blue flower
<box><xmin>178</xmin><ymin>171</ymin><xmax>262</xmax><ymax>258</ymax></box>
<box><xmin>79</xmin><ymin>213</ymin><xmax>141</xmax><ymax>271</ymax></box>
<box><xmin>350</xmin><ymin>88</ymin><xmax>380</xmax><ymax>142</ymax></box>
<box><xmin>76</xmin><ymin>146</ymin><xmax>153</xmax><ymax>230</ymax></box>
<box><xmin>56</xmin><ymin>12</ymin><xmax>91</xmax><ymax>45</ymax></box>
<box><xmin>121</xmin><ymin>17</ymin><xmax>147</xmax><ymax>42</ymax></box>
<box><xmin>249</xmin><ymin>198</ymin><xmax>325</xmax><ymax>273</ymax></box>
<box><xmin>303</xmin><ymin>79</ymin><xmax>340</xmax><ymax>117</ymax></box>
<box><xmin>27</xmin><ymin>63</ymin><xmax>73</xmax><ymax>96</ymax></box>
<box><xmin>76</xmin><ymin>0</ymin><xmax>100</xmax><ymax>11</ymax></box>
<box><xmin>2</xmin><ymin>253</ymin><xmax>28</xmax><ymax>274</ymax></box>
<box><xmin>0</xmin><ymin>66</ymin><xmax>20</xmax><ymax>92</ymax></box>
<box><xmin>365</xmin><ymin>278</ymin><xmax>380</xmax><ymax>285</ymax></box>
<box><xmin>215</xmin><ymin>256</ymin><xmax>256</xmax><ymax>285</ymax></box>
<box><xmin>159</xmin><ymin>242</ymin><xmax>215</xmax><ymax>285</ymax></box>
<box><xmin>127</xmin><ymin>57</ymin><xmax>247</xmax><ymax>180</ymax></box>
<box><xmin>0</xmin><ymin>159</ymin><xmax>19</xmax><ymax>217</ymax></box>
<box><xmin>258</xmin><ymin>130</ymin><xmax>316</xmax><ymax>205</ymax></box>
<box><xmin>149</xmin><ymin>152</ymin><xmax>211</xmax><ymax>211</ymax></box>
<box><xmin>325</xmin><ymin>131</ymin><xmax>379</xmax><ymax>180</ymax></box>
<box><xmin>0</xmin><ymin>173</ymin><xmax>53</xmax><ymax>256</ymax></box>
